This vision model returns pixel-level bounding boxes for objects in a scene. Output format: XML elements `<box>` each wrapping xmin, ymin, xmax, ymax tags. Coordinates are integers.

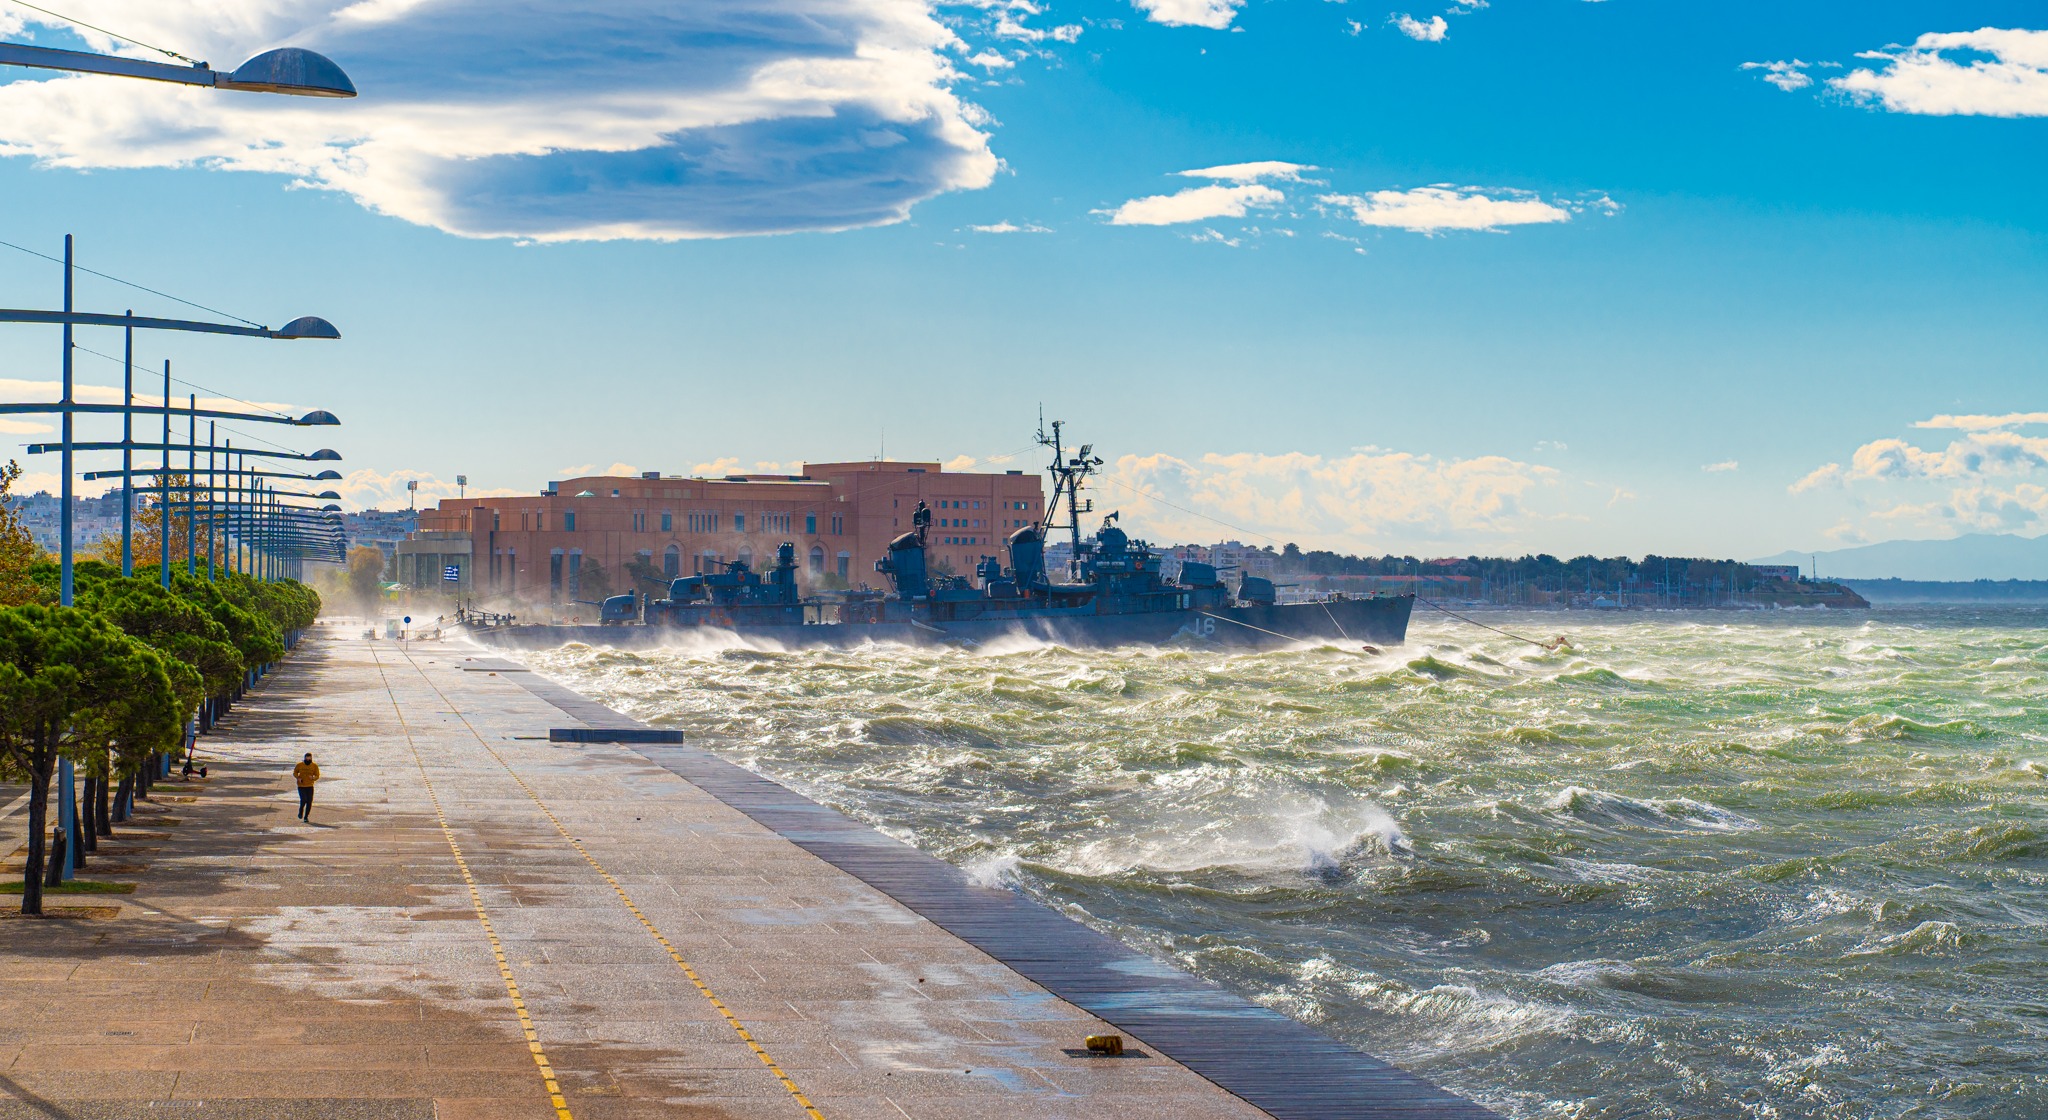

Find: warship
<box><xmin>469</xmin><ymin>423</ymin><xmax>1412</xmax><ymax>650</ymax></box>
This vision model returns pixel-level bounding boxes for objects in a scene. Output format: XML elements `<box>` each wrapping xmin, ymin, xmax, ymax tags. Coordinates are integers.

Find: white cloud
<box><xmin>1831</xmin><ymin>28</ymin><xmax>2048</xmax><ymax>117</ymax></box>
<box><xmin>977</xmin><ymin>0</ymin><xmax>1083</xmax><ymax>43</ymax></box>
<box><xmin>1320</xmin><ymin>185</ymin><xmax>1573</xmax><ymax>234</ymax></box>
<box><xmin>1102</xmin><ymin>183</ymin><xmax>1284</xmax><ymax>226</ymax></box>
<box><xmin>1177</xmin><ymin>161</ymin><xmax>1314</xmax><ymax>183</ymax></box>
<box><xmin>1130</xmin><ymin>0</ymin><xmax>1245</xmax><ymax>31</ymax></box>
<box><xmin>1793</xmin><ymin>421</ymin><xmax>2048</xmax><ymax>535</ymax></box>
<box><xmin>0</xmin><ymin>378</ymin><xmax>295</xmax><ymax>414</ymax></box>
<box><xmin>1742</xmin><ymin>59</ymin><xmax>1814</xmax><ymax>92</ymax></box>
<box><xmin>967</xmin><ymin>50</ymin><xmax>1015</xmax><ymax>70</ymax></box>
<box><xmin>0</xmin><ymin>418</ymin><xmax>53</xmax><ymax>435</ymax></box>
<box><xmin>1914</xmin><ymin>411</ymin><xmax>2048</xmax><ymax>431</ymax></box>
<box><xmin>686</xmin><ymin>457</ymin><xmax>801</xmax><ymax>477</ymax></box>
<box><xmin>0</xmin><ymin>1</ymin><xmax>1002</xmax><ymax>241</ymax></box>
<box><xmin>335</xmin><ymin>468</ymin><xmax>519</xmax><ymax>512</ymax></box>
<box><xmin>1702</xmin><ymin>460</ymin><xmax>1739</xmax><ymax>472</ymax></box>
<box><xmin>970</xmin><ymin>220</ymin><xmax>1052</xmax><ymax>233</ymax></box>
<box><xmin>1101</xmin><ymin>447</ymin><xmax>1560</xmax><ymax>549</ymax></box>
<box><xmin>1391</xmin><ymin>14</ymin><xmax>1448</xmax><ymax>42</ymax></box>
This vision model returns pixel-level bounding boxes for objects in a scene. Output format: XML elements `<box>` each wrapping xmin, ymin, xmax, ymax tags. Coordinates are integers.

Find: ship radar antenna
<box><xmin>1038</xmin><ymin>418</ymin><xmax>1101</xmax><ymax>579</ymax></box>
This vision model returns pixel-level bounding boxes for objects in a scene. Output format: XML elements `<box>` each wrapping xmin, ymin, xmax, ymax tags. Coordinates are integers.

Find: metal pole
<box><xmin>121</xmin><ymin>312</ymin><xmax>134</xmax><ymax>577</ymax></box>
<box><xmin>186</xmin><ymin>401</ymin><xmax>197</xmax><ymax>575</ymax></box>
<box><xmin>160</xmin><ymin>361</ymin><xmax>171</xmax><ymax>588</ymax></box>
<box><xmin>58</xmin><ymin>235</ymin><xmax>75</xmax><ymax>880</ymax></box>
<box><xmin>59</xmin><ymin>235</ymin><xmax>73</xmax><ymax>606</ymax></box>
<box><xmin>204</xmin><ymin>422</ymin><xmax>215</xmax><ymax>579</ymax></box>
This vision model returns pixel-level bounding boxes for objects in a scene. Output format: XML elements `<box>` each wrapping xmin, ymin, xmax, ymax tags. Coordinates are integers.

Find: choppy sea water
<box><xmin>520</xmin><ymin>607</ymin><xmax>2048</xmax><ymax>1119</ymax></box>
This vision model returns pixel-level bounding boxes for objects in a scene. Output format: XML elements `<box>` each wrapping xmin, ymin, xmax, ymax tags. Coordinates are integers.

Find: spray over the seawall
<box><xmin>523</xmin><ymin>606</ymin><xmax>2048</xmax><ymax>1120</ymax></box>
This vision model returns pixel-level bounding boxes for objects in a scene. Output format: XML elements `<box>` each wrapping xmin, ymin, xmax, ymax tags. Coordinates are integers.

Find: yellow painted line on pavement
<box><xmin>399</xmin><ymin>647</ymin><xmax>826</xmax><ymax>1120</ymax></box>
<box><xmin>370</xmin><ymin>648</ymin><xmax>575</xmax><ymax>1120</ymax></box>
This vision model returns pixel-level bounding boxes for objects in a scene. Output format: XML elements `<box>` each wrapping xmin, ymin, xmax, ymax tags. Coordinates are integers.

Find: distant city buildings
<box><xmin>1156</xmin><ymin>541</ymin><xmax>1278</xmax><ymax>582</ymax></box>
<box><xmin>343</xmin><ymin>508</ymin><xmax>416</xmax><ymax>573</ymax></box>
<box><xmin>2</xmin><ymin>488</ymin><xmax>134</xmax><ymax>553</ymax></box>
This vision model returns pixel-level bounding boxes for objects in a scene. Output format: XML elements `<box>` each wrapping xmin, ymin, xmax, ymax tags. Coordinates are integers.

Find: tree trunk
<box><xmin>95</xmin><ymin>771</ymin><xmax>112</xmax><ymax>837</ymax></box>
<box><xmin>113</xmin><ymin>775</ymin><xmax>133</xmax><ymax>823</ymax></box>
<box><xmin>20</xmin><ymin>750</ymin><xmax>51</xmax><ymax>916</ymax></box>
<box><xmin>75</xmin><ymin>777</ymin><xmax>95</xmax><ymax>858</ymax></box>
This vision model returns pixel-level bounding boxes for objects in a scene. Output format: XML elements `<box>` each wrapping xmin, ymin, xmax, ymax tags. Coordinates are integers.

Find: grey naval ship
<box><xmin>470</xmin><ymin>423</ymin><xmax>1412</xmax><ymax>651</ymax></box>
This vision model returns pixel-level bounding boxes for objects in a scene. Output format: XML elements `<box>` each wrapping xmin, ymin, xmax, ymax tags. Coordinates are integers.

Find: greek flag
<box><xmin>442</xmin><ymin>565</ymin><xmax>461</xmax><ymax>582</ymax></box>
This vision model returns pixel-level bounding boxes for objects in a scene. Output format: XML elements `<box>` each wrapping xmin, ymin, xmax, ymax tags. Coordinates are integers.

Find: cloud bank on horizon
<box><xmin>1793</xmin><ymin>412</ymin><xmax>2048</xmax><ymax>541</ymax></box>
<box><xmin>0</xmin><ymin>0</ymin><xmax>1006</xmax><ymax>241</ymax></box>
<box><xmin>1102</xmin><ymin>446</ymin><xmax>1567</xmax><ymax>552</ymax></box>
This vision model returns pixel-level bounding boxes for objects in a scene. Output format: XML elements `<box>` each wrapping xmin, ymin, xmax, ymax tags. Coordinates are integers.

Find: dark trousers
<box><xmin>297</xmin><ymin>785</ymin><xmax>314</xmax><ymax>819</ymax></box>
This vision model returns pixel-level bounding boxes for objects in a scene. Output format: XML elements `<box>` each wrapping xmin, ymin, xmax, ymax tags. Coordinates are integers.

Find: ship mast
<box><xmin>1037</xmin><ymin>417</ymin><xmax>1102</xmax><ymax>580</ymax></box>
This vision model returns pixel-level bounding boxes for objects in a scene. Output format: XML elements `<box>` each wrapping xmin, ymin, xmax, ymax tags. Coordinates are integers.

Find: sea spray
<box><xmin>524</xmin><ymin>605</ymin><xmax>2048</xmax><ymax>1120</ymax></box>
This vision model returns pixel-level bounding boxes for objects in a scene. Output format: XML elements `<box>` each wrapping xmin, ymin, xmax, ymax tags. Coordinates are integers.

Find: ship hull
<box><xmin>465</xmin><ymin>595</ymin><xmax>1412</xmax><ymax>652</ymax></box>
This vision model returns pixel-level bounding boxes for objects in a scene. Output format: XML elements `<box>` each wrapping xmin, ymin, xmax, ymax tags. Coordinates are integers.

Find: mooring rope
<box><xmin>1413</xmin><ymin>597</ymin><xmax>1571</xmax><ymax>651</ymax></box>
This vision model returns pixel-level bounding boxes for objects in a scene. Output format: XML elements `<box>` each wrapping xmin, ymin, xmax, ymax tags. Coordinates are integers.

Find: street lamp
<box><xmin>0</xmin><ymin>44</ymin><xmax>356</xmax><ymax>97</ymax></box>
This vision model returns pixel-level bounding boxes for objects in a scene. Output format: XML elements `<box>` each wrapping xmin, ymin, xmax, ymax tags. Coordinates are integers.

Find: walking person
<box><xmin>293</xmin><ymin>753</ymin><xmax>321</xmax><ymax>821</ymax></box>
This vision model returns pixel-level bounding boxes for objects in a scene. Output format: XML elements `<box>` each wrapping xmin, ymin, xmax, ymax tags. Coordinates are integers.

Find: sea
<box><xmin>520</xmin><ymin>606</ymin><xmax>2048</xmax><ymax>1120</ymax></box>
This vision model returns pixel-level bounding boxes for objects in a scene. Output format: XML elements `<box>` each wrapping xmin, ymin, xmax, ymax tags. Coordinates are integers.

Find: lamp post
<box><xmin>0</xmin><ymin>43</ymin><xmax>355</xmax><ymax>97</ymax></box>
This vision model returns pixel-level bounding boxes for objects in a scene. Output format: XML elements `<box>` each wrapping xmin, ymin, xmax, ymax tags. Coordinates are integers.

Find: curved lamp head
<box><xmin>297</xmin><ymin>409</ymin><xmax>340</xmax><ymax>426</ymax></box>
<box><xmin>321</xmin><ymin>504</ymin><xmax>342</xmax><ymax>512</ymax></box>
<box><xmin>316</xmin><ymin>490</ymin><xmax>342</xmax><ymax>500</ymax></box>
<box><xmin>218</xmin><ymin>48</ymin><xmax>357</xmax><ymax>98</ymax></box>
<box><xmin>308</xmin><ymin>449</ymin><xmax>342</xmax><ymax>461</ymax></box>
<box><xmin>314</xmin><ymin>469</ymin><xmax>343</xmax><ymax>480</ymax></box>
<box><xmin>272</xmin><ymin>316</ymin><xmax>341</xmax><ymax>340</ymax></box>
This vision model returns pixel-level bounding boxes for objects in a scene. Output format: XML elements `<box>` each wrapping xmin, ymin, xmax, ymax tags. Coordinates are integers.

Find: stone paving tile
<box><xmin>2</xmin><ymin>628</ymin><xmax>1270</xmax><ymax>1119</ymax></box>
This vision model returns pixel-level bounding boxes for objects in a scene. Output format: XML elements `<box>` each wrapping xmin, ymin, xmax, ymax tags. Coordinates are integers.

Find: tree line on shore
<box><xmin>1270</xmin><ymin>544</ymin><xmax>1814</xmax><ymax>603</ymax></box>
<box><xmin>0</xmin><ymin>461</ymin><xmax>320</xmax><ymax>915</ymax></box>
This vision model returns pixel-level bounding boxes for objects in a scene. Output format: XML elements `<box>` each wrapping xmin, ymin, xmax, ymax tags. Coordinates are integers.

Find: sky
<box><xmin>0</xmin><ymin>0</ymin><xmax>2043</xmax><ymax>562</ymax></box>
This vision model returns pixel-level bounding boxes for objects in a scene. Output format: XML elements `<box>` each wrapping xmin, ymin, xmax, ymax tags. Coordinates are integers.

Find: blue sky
<box><xmin>0</xmin><ymin>0</ymin><xmax>2043</xmax><ymax>560</ymax></box>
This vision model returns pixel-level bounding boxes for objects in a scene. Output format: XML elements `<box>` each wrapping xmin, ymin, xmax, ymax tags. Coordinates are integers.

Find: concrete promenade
<box><xmin>0</xmin><ymin>628</ymin><xmax>1280</xmax><ymax>1119</ymax></box>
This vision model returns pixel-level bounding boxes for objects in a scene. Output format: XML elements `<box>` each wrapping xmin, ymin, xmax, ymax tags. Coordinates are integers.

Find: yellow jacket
<box><xmin>293</xmin><ymin>761</ymin><xmax>320</xmax><ymax>787</ymax></box>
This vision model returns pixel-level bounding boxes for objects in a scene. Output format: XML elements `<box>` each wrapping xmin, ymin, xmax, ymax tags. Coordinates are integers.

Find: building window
<box><xmin>764</xmin><ymin>511</ymin><xmax>790</xmax><ymax>534</ymax></box>
<box><xmin>734</xmin><ymin>512</ymin><xmax>745</xmax><ymax>532</ymax></box>
<box><xmin>806</xmin><ymin>512</ymin><xmax>817</xmax><ymax>535</ymax></box>
<box><xmin>687</xmin><ymin>511</ymin><xmax>716</xmax><ymax>533</ymax></box>
<box><xmin>632</xmin><ymin>511</ymin><xmax>644</xmax><ymax>532</ymax></box>
<box><xmin>831</xmin><ymin>514</ymin><xmax>843</xmax><ymax>535</ymax></box>
<box><xmin>549</xmin><ymin>551</ymin><xmax>564</xmax><ymax>601</ymax></box>
<box><xmin>738</xmin><ymin>545</ymin><xmax>753</xmax><ymax>567</ymax></box>
<box><xmin>492</xmin><ymin>511</ymin><xmax>500</xmax><ymax>531</ymax></box>
<box><xmin>837</xmin><ymin>551</ymin><xmax>850</xmax><ymax>579</ymax></box>
<box><xmin>568</xmin><ymin>552</ymin><xmax>582</xmax><ymax>598</ymax></box>
<box><xmin>564</xmin><ymin>511</ymin><xmax>576</xmax><ymax>532</ymax></box>
<box><xmin>808</xmin><ymin>545</ymin><xmax>824</xmax><ymax>572</ymax></box>
<box><xmin>663</xmin><ymin>545</ymin><xmax>679</xmax><ymax>578</ymax></box>
<box><xmin>661</xmin><ymin>511</ymin><xmax>672</xmax><ymax>532</ymax></box>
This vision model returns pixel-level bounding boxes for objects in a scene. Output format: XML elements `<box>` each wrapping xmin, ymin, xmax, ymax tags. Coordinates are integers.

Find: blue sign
<box><xmin>443</xmin><ymin>565</ymin><xmax>461</xmax><ymax>582</ymax></box>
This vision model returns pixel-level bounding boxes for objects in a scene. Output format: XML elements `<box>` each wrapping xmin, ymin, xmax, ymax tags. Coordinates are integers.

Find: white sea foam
<box><xmin>513</xmin><ymin>605</ymin><xmax>2048</xmax><ymax>1118</ymax></box>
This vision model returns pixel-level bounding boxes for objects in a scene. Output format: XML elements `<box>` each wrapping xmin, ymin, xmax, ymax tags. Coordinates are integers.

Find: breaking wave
<box><xmin>520</xmin><ymin>604</ymin><xmax>2048</xmax><ymax>1119</ymax></box>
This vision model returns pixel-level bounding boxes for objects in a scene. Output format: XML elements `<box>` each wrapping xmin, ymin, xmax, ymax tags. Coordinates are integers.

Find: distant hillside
<box><xmin>1752</xmin><ymin>533</ymin><xmax>2048</xmax><ymax>581</ymax></box>
<box><xmin>1844</xmin><ymin>579</ymin><xmax>2048</xmax><ymax>604</ymax></box>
